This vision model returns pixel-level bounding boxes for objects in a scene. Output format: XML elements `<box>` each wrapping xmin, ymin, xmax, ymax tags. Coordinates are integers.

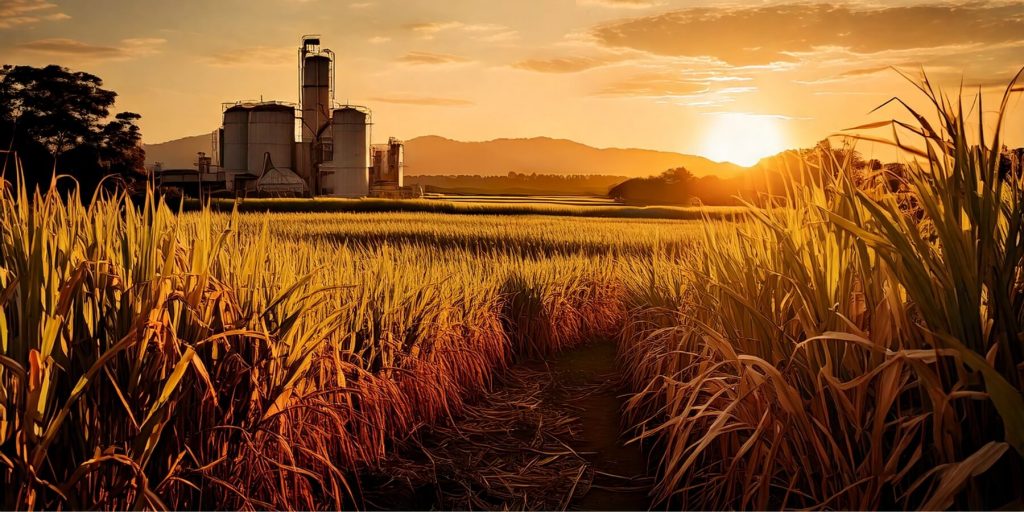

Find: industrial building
<box><xmin>156</xmin><ymin>36</ymin><xmax>420</xmax><ymax>199</ymax></box>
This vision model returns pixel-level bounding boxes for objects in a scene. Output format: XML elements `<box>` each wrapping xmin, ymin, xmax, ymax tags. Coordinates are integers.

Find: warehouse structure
<box><xmin>157</xmin><ymin>36</ymin><xmax>420</xmax><ymax>198</ymax></box>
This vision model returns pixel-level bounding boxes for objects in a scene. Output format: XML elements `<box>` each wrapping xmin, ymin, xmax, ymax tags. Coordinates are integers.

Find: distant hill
<box><xmin>143</xmin><ymin>133</ymin><xmax>747</xmax><ymax>178</ymax></box>
<box><xmin>403</xmin><ymin>136</ymin><xmax>746</xmax><ymax>178</ymax></box>
<box><xmin>143</xmin><ymin>134</ymin><xmax>212</xmax><ymax>170</ymax></box>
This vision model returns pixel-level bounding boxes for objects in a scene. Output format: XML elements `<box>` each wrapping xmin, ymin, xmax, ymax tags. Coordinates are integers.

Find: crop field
<box><xmin>2</xmin><ymin>78</ymin><xmax>1023</xmax><ymax>511</ymax></box>
<box><xmin>422</xmin><ymin>194</ymin><xmax>623</xmax><ymax>207</ymax></box>
<box><xmin>185</xmin><ymin>194</ymin><xmax>743</xmax><ymax>221</ymax></box>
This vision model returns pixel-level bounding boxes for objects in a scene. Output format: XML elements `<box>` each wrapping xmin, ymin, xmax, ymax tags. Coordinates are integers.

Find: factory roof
<box><xmin>223</xmin><ymin>100</ymin><xmax>296</xmax><ymax>113</ymax></box>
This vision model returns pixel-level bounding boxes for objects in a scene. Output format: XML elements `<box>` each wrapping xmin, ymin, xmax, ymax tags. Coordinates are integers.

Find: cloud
<box><xmin>460</xmin><ymin>23</ymin><xmax>509</xmax><ymax>33</ymax></box>
<box><xmin>514</xmin><ymin>55</ymin><xmax>623</xmax><ymax>73</ymax></box>
<box><xmin>478</xmin><ymin>30</ymin><xmax>519</xmax><ymax>43</ymax></box>
<box><xmin>368</xmin><ymin>36</ymin><xmax>391</xmax><ymax>44</ymax></box>
<box><xmin>368</xmin><ymin>94</ymin><xmax>474</xmax><ymax>106</ymax></box>
<box><xmin>963</xmin><ymin>76</ymin><xmax>1020</xmax><ymax>90</ymax></box>
<box><xmin>398</xmin><ymin>51</ymin><xmax>471</xmax><ymax>65</ymax></box>
<box><xmin>797</xmin><ymin>40</ymin><xmax>1024</xmax><ymax>86</ymax></box>
<box><xmin>838</xmin><ymin>66</ymin><xmax>893</xmax><ymax>78</ymax></box>
<box><xmin>121</xmin><ymin>38</ymin><xmax>168</xmax><ymax>57</ymax></box>
<box><xmin>349</xmin><ymin>1</ymin><xmax>373</xmax><ymax>7</ymax></box>
<box><xmin>702</xmin><ymin>111</ymin><xmax>808</xmax><ymax>121</ymax></box>
<box><xmin>405</xmin><ymin>20</ymin><xmax>516</xmax><ymax>41</ymax></box>
<box><xmin>577</xmin><ymin>0</ymin><xmax>659</xmax><ymax>8</ymax></box>
<box><xmin>406</xmin><ymin>21</ymin><xmax>464</xmax><ymax>38</ymax></box>
<box><xmin>15</xmin><ymin>37</ymin><xmax>166</xmax><ymax>60</ymax></box>
<box><xmin>592</xmin><ymin>3</ymin><xmax>1024</xmax><ymax>66</ymax></box>
<box><xmin>591</xmin><ymin>71</ymin><xmax>758</xmax><ymax>107</ymax></box>
<box><xmin>202</xmin><ymin>46</ymin><xmax>294</xmax><ymax>68</ymax></box>
<box><xmin>0</xmin><ymin>0</ymin><xmax>68</xmax><ymax>29</ymax></box>
<box><xmin>594</xmin><ymin>73</ymin><xmax>710</xmax><ymax>97</ymax></box>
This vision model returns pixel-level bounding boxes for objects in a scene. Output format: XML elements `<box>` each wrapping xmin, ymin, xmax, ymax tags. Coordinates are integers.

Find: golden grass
<box><xmin>2</xmin><ymin>69</ymin><xmax>1022</xmax><ymax>511</ymax></box>
<box><xmin>186</xmin><ymin>195</ymin><xmax>743</xmax><ymax>220</ymax></box>
<box><xmin>618</xmin><ymin>70</ymin><xmax>1024</xmax><ymax>509</ymax></box>
<box><xmin>0</xmin><ymin>181</ymin><xmax>680</xmax><ymax>509</ymax></box>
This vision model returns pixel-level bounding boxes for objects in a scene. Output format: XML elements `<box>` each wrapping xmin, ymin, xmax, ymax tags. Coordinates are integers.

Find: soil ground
<box><xmin>359</xmin><ymin>340</ymin><xmax>652</xmax><ymax>511</ymax></box>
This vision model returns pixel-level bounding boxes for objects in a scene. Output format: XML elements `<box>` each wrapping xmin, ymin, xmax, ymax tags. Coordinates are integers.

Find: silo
<box><xmin>321</xmin><ymin>106</ymin><xmax>369</xmax><ymax>197</ymax></box>
<box><xmin>222</xmin><ymin>106</ymin><xmax>250</xmax><ymax>171</ymax></box>
<box><xmin>247</xmin><ymin>104</ymin><xmax>295</xmax><ymax>175</ymax></box>
<box><xmin>301</xmin><ymin>55</ymin><xmax>331</xmax><ymax>143</ymax></box>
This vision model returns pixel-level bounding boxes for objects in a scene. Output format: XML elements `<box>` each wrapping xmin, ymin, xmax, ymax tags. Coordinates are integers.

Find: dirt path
<box><xmin>359</xmin><ymin>340</ymin><xmax>652</xmax><ymax>511</ymax></box>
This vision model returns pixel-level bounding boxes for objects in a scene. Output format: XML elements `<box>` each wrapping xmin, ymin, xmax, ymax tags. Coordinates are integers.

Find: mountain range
<box><xmin>143</xmin><ymin>134</ymin><xmax>748</xmax><ymax>178</ymax></box>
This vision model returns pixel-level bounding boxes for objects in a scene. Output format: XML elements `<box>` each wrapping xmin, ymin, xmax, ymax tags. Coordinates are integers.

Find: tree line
<box><xmin>407</xmin><ymin>173</ymin><xmax>628</xmax><ymax>196</ymax></box>
<box><xmin>610</xmin><ymin>139</ymin><xmax>1024</xmax><ymax>206</ymax></box>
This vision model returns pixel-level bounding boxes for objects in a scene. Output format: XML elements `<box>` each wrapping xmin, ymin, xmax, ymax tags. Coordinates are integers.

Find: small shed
<box><xmin>255</xmin><ymin>152</ymin><xmax>307</xmax><ymax>195</ymax></box>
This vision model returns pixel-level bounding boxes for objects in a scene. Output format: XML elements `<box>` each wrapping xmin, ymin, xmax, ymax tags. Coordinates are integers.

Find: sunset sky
<box><xmin>1</xmin><ymin>0</ymin><xmax>1022</xmax><ymax>166</ymax></box>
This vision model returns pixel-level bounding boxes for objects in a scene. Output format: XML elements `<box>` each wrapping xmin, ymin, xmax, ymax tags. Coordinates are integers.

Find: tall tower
<box><xmin>297</xmin><ymin>35</ymin><xmax>333</xmax><ymax>194</ymax></box>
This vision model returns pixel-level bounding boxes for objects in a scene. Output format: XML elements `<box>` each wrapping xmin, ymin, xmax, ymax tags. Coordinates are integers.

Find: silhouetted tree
<box><xmin>609</xmin><ymin>167</ymin><xmax>695</xmax><ymax>204</ymax></box>
<box><xmin>0</xmin><ymin>64</ymin><xmax>145</xmax><ymax>199</ymax></box>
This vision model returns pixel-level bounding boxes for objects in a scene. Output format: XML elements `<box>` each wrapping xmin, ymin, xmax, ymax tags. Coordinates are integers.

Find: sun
<box><xmin>700</xmin><ymin>113</ymin><xmax>787</xmax><ymax>167</ymax></box>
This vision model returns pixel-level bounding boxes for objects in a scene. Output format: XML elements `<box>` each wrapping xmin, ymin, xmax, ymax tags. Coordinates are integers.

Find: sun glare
<box><xmin>700</xmin><ymin>113</ymin><xmax>787</xmax><ymax>167</ymax></box>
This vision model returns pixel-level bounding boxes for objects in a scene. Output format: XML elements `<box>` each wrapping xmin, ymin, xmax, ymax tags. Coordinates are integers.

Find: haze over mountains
<box><xmin>143</xmin><ymin>134</ymin><xmax>748</xmax><ymax>178</ymax></box>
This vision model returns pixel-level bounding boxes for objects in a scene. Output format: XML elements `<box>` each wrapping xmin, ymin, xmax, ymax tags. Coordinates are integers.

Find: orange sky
<box><xmin>2</xmin><ymin>0</ymin><xmax>1022</xmax><ymax>165</ymax></box>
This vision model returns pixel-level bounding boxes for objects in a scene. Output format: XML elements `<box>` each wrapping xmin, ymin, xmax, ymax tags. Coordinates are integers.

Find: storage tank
<box><xmin>222</xmin><ymin>106</ymin><xmax>249</xmax><ymax>171</ymax></box>
<box><xmin>301</xmin><ymin>55</ymin><xmax>331</xmax><ymax>143</ymax></box>
<box><xmin>321</xmin><ymin>106</ymin><xmax>369</xmax><ymax>197</ymax></box>
<box><xmin>247</xmin><ymin>104</ymin><xmax>295</xmax><ymax>175</ymax></box>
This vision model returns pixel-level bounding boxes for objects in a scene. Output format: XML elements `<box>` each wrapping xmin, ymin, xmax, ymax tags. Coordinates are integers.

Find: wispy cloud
<box><xmin>406</xmin><ymin>21</ymin><xmax>465</xmax><ymax>38</ymax></box>
<box><xmin>593</xmin><ymin>3</ymin><xmax>1024</xmax><ymax>67</ymax></box>
<box><xmin>577</xmin><ymin>0</ymin><xmax>660</xmax><ymax>9</ymax></box>
<box><xmin>405</xmin><ymin>20</ymin><xmax>517</xmax><ymax>42</ymax></box>
<box><xmin>0</xmin><ymin>0</ymin><xmax>69</xmax><ymax>29</ymax></box>
<box><xmin>398</xmin><ymin>51</ymin><xmax>472</xmax><ymax>65</ymax></box>
<box><xmin>478</xmin><ymin>30</ymin><xmax>519</xmax><ymax>43</ymax></box>
<box><xmin>201</xmin><ymin>46</ymin><xmax>294</xmax><ymax>68</ymax></box>
<box><xmin>16</xmin><ymin>37</ymin><xmax>166</xmax><ymax>60</ymax></box>
<box><xmin>594</xmin><ymin>73</ymin><xmax>710</xmax><ymax>98</ymax></box>
<box><xmin>120</xmin><ymin>38</ymin><xmax>168</xmax><ymax>57</ymax></box>
<box><xmin>514</xmin><ymin>55</ymin><xmax>624</xmax><ymax>73</ymax></box>
<box><xmin>591</xmin><ymin>71</ymin><xmax>758</xmax><ymax>109</ymax></box>
<box><xmin>369</xmin><ymin>94</ymin><xmax>474</xmax><ymax>106</ymax></box>
<box><xmin>701</xmin><ymin>111</ymin><xmax>808</xmax><ymax>121</ymax></box>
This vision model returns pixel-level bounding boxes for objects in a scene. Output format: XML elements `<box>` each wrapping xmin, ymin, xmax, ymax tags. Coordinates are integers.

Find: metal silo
<box><xmin>222</xmin><ymin>105</ymin><xmax>250</xmax><ymax>171</ymax></box>
<box><xmin>321</xmin><ymin>106</ymin><xmax>369</xmax><ymax>197</ymax></box>
<box><xmin>301</xmin><ymin>54</ymin><xmax>331</xmax><ymax>143</ymax></box>
<box><xmin>298</xmin><ymin>36</ymin><xmax>333</xmax><ymax>192</ymax></box>
<box><xmin>246</xmin><ymin>103</ymin><xmax>295</xmax><ymax>175</ymax></box>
